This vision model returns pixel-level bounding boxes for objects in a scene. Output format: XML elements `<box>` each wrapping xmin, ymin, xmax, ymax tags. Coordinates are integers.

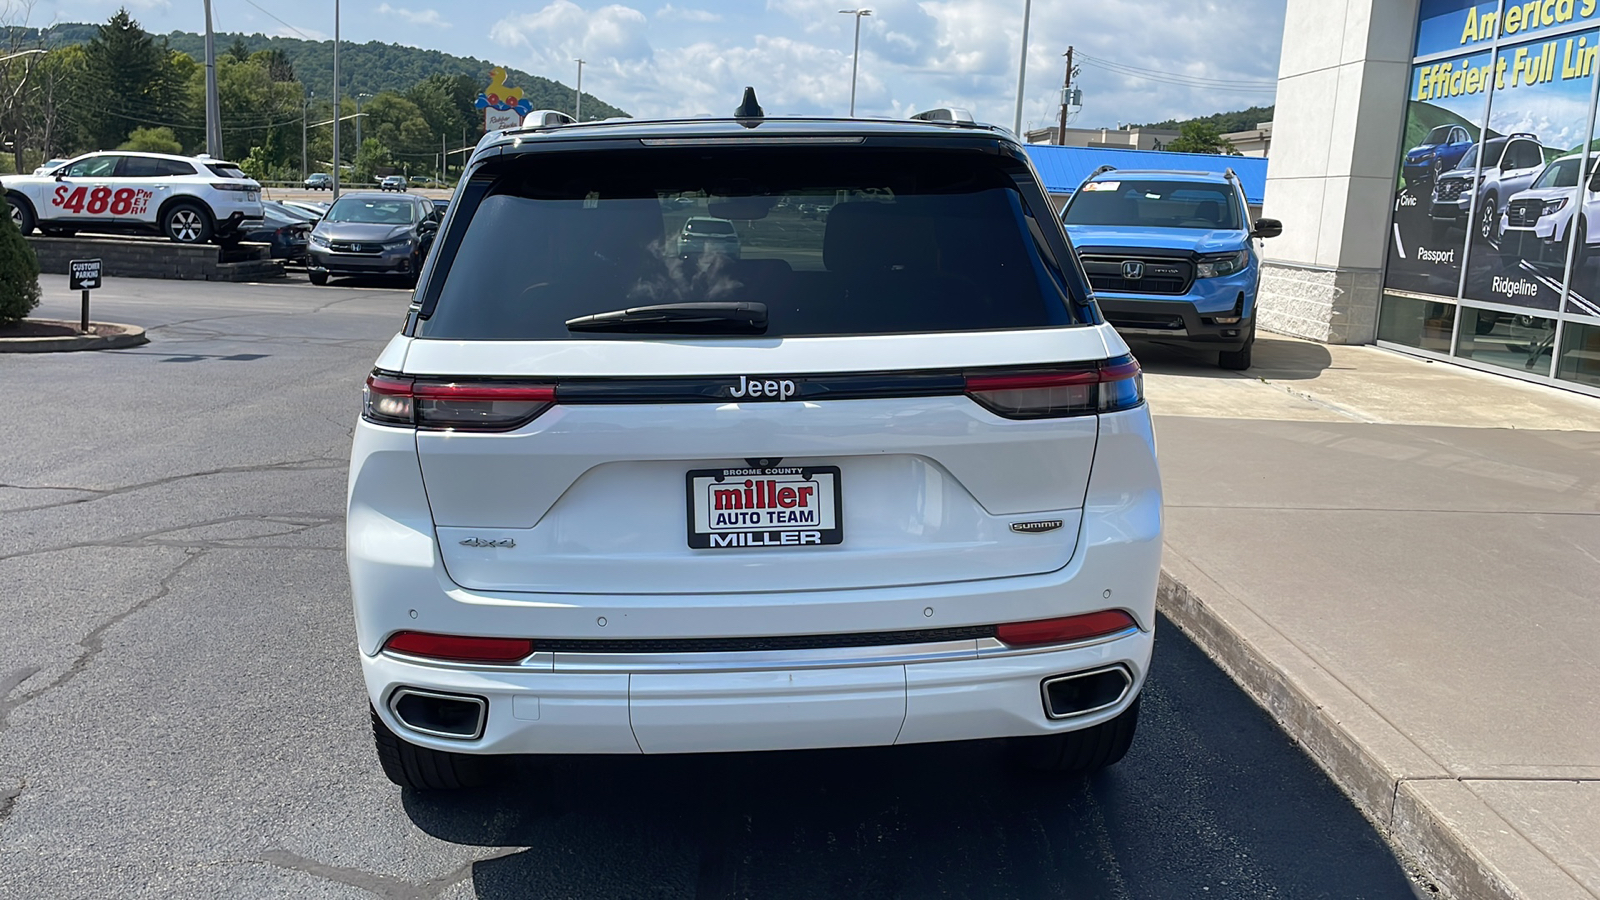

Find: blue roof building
<box><xmin>1022</xmin><ymin>145</ymin><xmax>1268</xmax><ymax>207</ymax></box>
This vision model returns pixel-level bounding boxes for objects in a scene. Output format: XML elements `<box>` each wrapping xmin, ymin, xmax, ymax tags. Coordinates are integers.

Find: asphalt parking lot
<box><xmin>1</xmin><ymin>277</ymin><xmax>1426</xmax><ymax>899</ymax></box>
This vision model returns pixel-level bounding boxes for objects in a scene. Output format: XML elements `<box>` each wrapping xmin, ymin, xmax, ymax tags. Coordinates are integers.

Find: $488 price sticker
<box><xmin>52</xmin><ymin>186</ymin><xmax>154</xmax><ymax>217</ymax></box>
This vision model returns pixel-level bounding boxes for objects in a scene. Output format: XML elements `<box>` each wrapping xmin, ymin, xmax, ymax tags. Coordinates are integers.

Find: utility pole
<box><xmin>1012</xmin><ymin>0</ymin><xmax>1032</xmax><ymax>136</ymax></box>
<box><xmin>1057</xmin><ymin>46</ymin><xmax>1075</xmax><ymax>144</ymax></box>
<box><xmin>441</xmin><ymin>133</ymin><xmax>446</xmax><ymax>181</ymax></box>
<box><xmin>839</xmin><ymin>9</ymin><xmax>872</xmax><ymax>117</ymax></box>
<box><xmin>202</xmin><ymin>0</ymin><xmax>223</xmax><ymax>157</ymax></box>
<box><xmin>302</xmin><ymin>89</ymin><xmax>313</xmax><ymax>180</ymax></box>
<box><xmin>574</xmin><ymin>59</ymin><xmax>585</xmax><ymax>120</ymax></box>
<box><xmin>332</xmin><ymin>0</ymin><xmax>341</xmax><ymax>199</ymax></box>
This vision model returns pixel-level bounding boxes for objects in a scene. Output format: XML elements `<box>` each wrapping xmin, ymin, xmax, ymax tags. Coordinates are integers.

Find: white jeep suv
<box><xmin>4</xmin><ymin>151</ymin><xmax>264</xmax><ymax>244</ymax></box>
<box><xmin>347</xmin><ymin>102</ymin><xmax>1163</xmax><ymax>789</ymax></box>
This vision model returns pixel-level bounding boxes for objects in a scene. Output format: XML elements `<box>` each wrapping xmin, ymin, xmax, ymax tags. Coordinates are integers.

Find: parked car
<box><xmin>239</xmin><ymin>201</ymin><xmax>314</xmax><ymax>261</ymax></box>
<box><xmin>380</xmin><ymin>175</ymin><xmax>408</xmax><ymax>192</ymax></box>
<box><xmin>306</xmin><ymin>192</ymin><xmax>438</xmax><ymax>286</ymax></box>
<box><xmin>1403</xmin><ymin>124</ymin><xmax>1475</xmax><ymax>188</ymax></box>
<box><xmin>1430</xmin><ymin>133</ymin><xmax>1546</xmax><ymax>241</ymax></box>
<box><xmin>1061</xmin><ymin>167</ymin><xmax>1281</xmax><ymax>370</ymax></box>
<box><xmin>31</xmin><ymin>158</ymin><xmax>68</xmax><ymax>176</ymax></box>
<box><xmin>280</xmin><ymin>199</ymin><xmax>328</xmax><ymax>221</ymax></box>
<box><xmin>305</xmin><ymin>172</ymin><xmax>333</xmax><ymax>191</ymax></box>
<box><xmin>3</xmin><ymin>150</ymin><xmax>264</xmax><ymax>244</ymax></box>
<box><xmin>347</xmin><ymin>96</ymin><xmax>1162</xmax><ymax>791</ymax></box>
<box><xmin>674</xmin><ymin>215</ymin><xmax>741</xmax><ymax>258</ymax></box>
<box><xmin>1498</xmin><ymin>152</ymin><xmax>1600</xmax><ymax>267</ymax></box>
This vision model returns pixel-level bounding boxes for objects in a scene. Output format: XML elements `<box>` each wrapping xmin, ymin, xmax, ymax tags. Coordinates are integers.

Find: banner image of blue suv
<box><xmin>1061</xmin><ymin>169</ymin><xmax>1280</xmax><ymax>371</ymax></box>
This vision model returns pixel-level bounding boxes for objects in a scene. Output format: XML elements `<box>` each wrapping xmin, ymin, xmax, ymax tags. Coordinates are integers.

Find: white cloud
<box><xmin>656</xmin><ymin>4</ymin><xmax>721</xmax><ymax>23</ymax></box>
<box><xmin>375</xmin><ymin>4</ymin><xmax>452</xmax><ymax>29</ymax></box>
<box><xmin>488</xmin><ymin>0</ymin><xmax>1284</xmax><ymax>126</ymax></box>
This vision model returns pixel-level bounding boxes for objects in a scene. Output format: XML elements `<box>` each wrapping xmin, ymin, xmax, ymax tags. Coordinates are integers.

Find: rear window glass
<box><xmin>206</xmin><ymin>163</ymin><xmax>250</xmax><ymax>180</ymax></box>
<box><xmin>415</xmin><ymin>147</ymin><xmax>1080</xmax><ymax>340</ymax></box>
<box><xmin>1063</xmin><ymin>180</ymin><xmax>1241</xmax><ymax>230</ymax></box>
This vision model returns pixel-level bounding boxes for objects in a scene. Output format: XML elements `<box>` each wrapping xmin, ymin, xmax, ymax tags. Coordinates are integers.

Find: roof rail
<box><xmin>909</xmin><ymin>107</ymin><xmax>974</xmax><ymax>123</ymax></box>
<box><xmin>1090</xmin><ymin>164</ymin><xmax>1117</xmax><ymax>177</ymax></box>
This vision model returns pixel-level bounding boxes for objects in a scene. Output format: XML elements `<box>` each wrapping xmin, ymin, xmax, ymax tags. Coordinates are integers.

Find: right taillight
<box><xmin>362</xmin><ymin>372</ymin><xmax>556</xmax><ymax>431</ymax></box>
<box><xmin>965</xmin><ymin>355</ymin><xmax>1143</xmax><ymax>419</ymax></box>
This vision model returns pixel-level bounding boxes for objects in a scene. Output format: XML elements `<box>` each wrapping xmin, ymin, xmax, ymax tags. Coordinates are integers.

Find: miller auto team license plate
<box><xmin>686</xmin><ymin>466</ymin><xmax>843</xmax><ymax>549</ymax></box>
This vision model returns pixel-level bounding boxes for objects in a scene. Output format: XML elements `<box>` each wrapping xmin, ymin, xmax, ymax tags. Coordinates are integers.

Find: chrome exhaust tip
<box><xmin>1041</xmin><ymin>666</ymin><xmax>1133</xmax><ymax>720</ymax></box>
<box><xmin>389</xmin><ymin>688</ymin><xmax>488</xmax><ymax>741</ymax></box>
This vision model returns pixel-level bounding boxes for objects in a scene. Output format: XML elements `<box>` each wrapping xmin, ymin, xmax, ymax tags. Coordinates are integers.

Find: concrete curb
<box><xmin>1156</xmin><ymin>554</ymin><xmax>1554</xmax><ymax>900</ymax></box>
<box><xmin>0</xmin><ymin>321</ymin><xmax>149</xmax><ymax>353</ymax></box>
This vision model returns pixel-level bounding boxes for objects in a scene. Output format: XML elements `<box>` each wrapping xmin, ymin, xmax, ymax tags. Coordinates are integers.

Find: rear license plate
<box><xmin>686</xmin><ymin>466</ymin><xmax>842</xmax><ymax>549</ymax></box>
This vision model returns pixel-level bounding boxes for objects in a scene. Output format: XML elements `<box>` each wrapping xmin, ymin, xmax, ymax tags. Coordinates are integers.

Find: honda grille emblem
<box><xmin>1121</xmin><ymin>261</ymin><xmax>1145</xmax><ymax>280</ymax></box>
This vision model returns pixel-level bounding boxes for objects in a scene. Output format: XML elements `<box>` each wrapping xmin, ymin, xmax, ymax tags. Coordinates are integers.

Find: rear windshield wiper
<box><xmin>565</xmin><ymin>302</ymin><xmax>768</xmax><ymax>334</ymax></box>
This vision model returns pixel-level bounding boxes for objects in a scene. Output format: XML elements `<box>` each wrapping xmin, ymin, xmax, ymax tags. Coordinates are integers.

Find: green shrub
<box><xmin>0</xmin><ymin>194</ymin><xmax>41</xmax><ymax>323</ymax></box>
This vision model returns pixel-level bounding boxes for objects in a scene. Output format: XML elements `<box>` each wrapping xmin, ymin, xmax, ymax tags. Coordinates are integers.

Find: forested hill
<box><xmin>29</xmin><ymin>22</ymin><xmax>629</xmax><ymax>119</ymax></box>
<box><xmin>1134</xmin><ymin>106</ymin><xmax>1275</xmax><ymax>133</ymax></box>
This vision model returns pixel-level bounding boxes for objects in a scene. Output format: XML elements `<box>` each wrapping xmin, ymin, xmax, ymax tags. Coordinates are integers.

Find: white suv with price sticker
<box><xmin>348</xmin><ymin>96</ymin><xmax>1163</xmax><ymax>790</ymax></box>
<box><xmin>3</xmin><ymin>151</ymin><xmax>264</xmax><ymax>244</ymax></box>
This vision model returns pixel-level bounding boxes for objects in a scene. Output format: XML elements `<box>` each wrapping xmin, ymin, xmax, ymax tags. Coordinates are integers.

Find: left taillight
<box><xmin>362</xmin><ymin>372</ymin><xmax>556</xmax><ymax>431</ymax></box>
<box><xmin>965</xmin><ymin>355</ymin><xmax>1143</xmax><ymax>419</ymax></box>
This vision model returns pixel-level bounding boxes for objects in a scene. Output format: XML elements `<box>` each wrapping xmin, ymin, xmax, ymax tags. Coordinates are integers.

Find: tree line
<box><xmin>0</xmin><ymin>10</ymin><xmax>630</xmax><ymax>183</ymax></box>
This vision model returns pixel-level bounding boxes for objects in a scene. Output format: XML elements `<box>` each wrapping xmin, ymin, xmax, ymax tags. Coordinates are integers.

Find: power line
<box><xmin>237</xmin><ymin>0</ymin><xmax>314</xmax><ymax>42</ymax></box>
<box><xmin>1077</xmin><ymin>54</ymin><xmax>1278</xmax><ymax>93</ymax></box>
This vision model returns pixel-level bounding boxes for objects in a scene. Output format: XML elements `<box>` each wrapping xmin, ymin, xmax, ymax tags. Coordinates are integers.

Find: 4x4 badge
<box><xmin>1011</xmin><ymin>520</ymin><xmax>1063</xmax><ymax>534</ymax></box>
<box><xmin>459</xmin><ymin>537</ymin><xmax>516</xmax><ymax>548</ymax></box>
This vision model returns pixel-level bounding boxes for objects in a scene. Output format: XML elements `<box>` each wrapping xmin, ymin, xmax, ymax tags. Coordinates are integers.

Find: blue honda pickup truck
<box><xmin>1061</xmin><ymin>167</ymin><xmax>1282</xmax><ymax>370</ymax></box>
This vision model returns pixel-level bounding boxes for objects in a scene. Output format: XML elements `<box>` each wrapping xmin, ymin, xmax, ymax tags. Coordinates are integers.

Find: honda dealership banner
<box><xmin>1386</xmin><ymin>0</ymin><xmax>1600</xmax><ymax>318</ymax></box>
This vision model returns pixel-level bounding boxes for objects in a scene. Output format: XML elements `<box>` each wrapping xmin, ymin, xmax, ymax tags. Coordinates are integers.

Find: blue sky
<box><xmin>22</xmin><ymin>0</ymin><xmax>1286</xmax><ymax>128</ymax></box>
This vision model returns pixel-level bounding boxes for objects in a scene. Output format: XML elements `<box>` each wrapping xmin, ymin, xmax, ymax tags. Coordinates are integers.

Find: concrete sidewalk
<box><xmin>1139</xmin><ymin>335</ymin><xmax>1600</xmax><ymax>900</ymax></box>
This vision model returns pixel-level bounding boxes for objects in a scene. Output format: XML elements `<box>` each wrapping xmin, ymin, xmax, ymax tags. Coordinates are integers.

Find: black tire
<box><xmin>371</xmin><ymin>707</ymin><xmax>488</xmax><ymax>790</ymax></box>
<box><xmin>7</xmin><ymin>193</ymin><xmax>35</xmax><ymax>235</ymax></box>
<box><xmin>308</xmin><ymin>270</ymin><xmax>329</xmax><ymax>286</ymax></box>
<box><xmin>1474</xmin><ymin>311</ymin><xmax>1499</xmax><ymax>335</ymax></box>
<box><xmin>162</xmin><ymin>201</ymin><xmax>214</xmax><ymax>244</ymax></box>
<box><xmin>1008</xmin><ymin>696</ymin><xmax>1141</xmax><ymax>774</ymax></box>
<box><xmin>1478</xmin><ymin>192</ymin><xmax>1498</xmax><ymax>243</ymax></box>
<box><xmin>1218</xmin><ymin>321</ymin><xmax>1256</xmax><ymax>371</ymax></box>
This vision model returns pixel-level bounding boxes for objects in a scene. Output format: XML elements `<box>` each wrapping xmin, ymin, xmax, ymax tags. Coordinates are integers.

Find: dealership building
<box><xmin>1261</xmin><ymin>0</ymin><xmax>1600</xmax><ymax>395</ymax></box>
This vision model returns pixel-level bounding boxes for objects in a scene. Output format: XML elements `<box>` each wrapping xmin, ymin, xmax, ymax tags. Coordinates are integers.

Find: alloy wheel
<box><xmin>170</xmin><ymin>210</ymin><xmax>204</xmax><ymax>242</ymax></box>
<box><xmin>8</xmin><ymin>205</ymin><xmax>21</xmax><ymax>226</ymax></box>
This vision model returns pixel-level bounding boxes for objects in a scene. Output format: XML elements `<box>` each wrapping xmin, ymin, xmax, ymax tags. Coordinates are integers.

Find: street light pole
<box><xmin>574</xmin><ymin>59</ymin><xmax>585</xmax><ymax>120</ymax></box>
<box><xmin>355</xmin><ymin>91</ymin><xmax>372</xmax><ymax>153</ymax></box>
<box><xmin>202</xmin><ymin>0</ymin><xmax>223</xmax><ymax>157</ymax></box>
<box><xmin>332</xmin><ymin>0</ymin><xmax>341</xmax><ymax>199</ymax></box>
<box><xmin>838</xmin><ymin>9</ymin><xmax>872</xmax><ymax>117</ymax></box>
<box><xmin>1012</xmin><ymin>0</ymin><xmax>1032</xmax><ymax>136</ymax></box>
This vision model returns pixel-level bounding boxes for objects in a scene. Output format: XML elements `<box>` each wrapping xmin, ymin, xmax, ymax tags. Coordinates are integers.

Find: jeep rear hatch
<box><xmin>398</xmin><ymin>143</ymin><xmax>1130</xmax><ymax>595</ymax></box>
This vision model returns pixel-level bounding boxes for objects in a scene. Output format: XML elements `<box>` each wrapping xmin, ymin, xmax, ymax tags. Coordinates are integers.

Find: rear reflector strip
<box><xmin>384</xmin><ymin>631</ymin><xmax>536</xmax><ymax>663</ymax></box>
<box><xmin>996</xmin><ymin>610</ymin><xmax>1139</xmax><ymax>647</ymax></box>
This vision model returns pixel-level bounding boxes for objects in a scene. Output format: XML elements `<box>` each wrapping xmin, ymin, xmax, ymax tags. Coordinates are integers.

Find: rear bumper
<box><xmin>347</xmin><ymin>399</ymin><xmax>1162</xmax><ymax>756</ymax></box>
<box><xmin>364</xmin><ymin>628</ymin><xmax>1151</xmax><ymax>755</ymax></box>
